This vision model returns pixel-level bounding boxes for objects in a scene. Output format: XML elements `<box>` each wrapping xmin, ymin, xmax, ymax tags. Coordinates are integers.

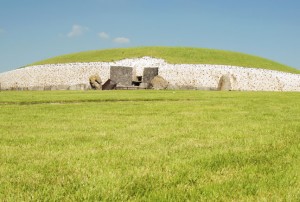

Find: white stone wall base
<box><xmin>0</xmin><ymin>57</ymin><xmax>299</xmax><ymax>91</ymax></box>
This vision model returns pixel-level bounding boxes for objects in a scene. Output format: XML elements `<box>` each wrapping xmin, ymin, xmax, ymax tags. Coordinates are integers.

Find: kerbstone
<box><xmin>28</xmin><ymin>86</ymin><xmax>44</xmax><ymax>91</ymax></box>
<box><xmin>150</xmin><ymin>76</ymin><xmax>168</xmax><ymax>90</ymax></box>
<box><xmin>69</xmin><ymin>84</ymin><xmax>87</xmax><ymax>90</ymax></box>
<box><xmin>218</xmin><ymin>74</ymin><xmax>232</xmax><ymax>91</ymax></box>
<box><xmin>89</xmin><ymin>74</ymin><xmax>102</xmax><ymax>90</ymax></box>
<box><xmin>51</xmin><ymin>85</ymin><xmax>69</xmax><ymax>90</ymax></box>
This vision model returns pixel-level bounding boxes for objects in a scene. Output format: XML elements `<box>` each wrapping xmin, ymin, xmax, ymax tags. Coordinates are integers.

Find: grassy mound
<box><xmin>30</xmin><ymin>47</ymin><xmax>300</xmax><ymax>74</ymax></box>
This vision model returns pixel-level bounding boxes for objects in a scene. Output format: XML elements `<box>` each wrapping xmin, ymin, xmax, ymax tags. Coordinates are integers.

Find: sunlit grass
<box><xmin>28</xmin><ymin>47</ymin><xmax>300</xmax><ymax>74</ymax></box>
<box><xmin>0</xmin><ymin>90</ymin><xmax>299</xmax><ymax>200</ymax></box>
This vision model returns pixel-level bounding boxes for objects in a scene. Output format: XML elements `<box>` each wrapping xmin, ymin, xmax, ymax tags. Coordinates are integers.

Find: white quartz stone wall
<box><xmin>158</xmin><ymin>64</ymin><xmax>300</xmax><ymax>91</ymax></box>
<box><xmin>0</xmin><ymin>57</ymin><xmax>299</xmax><ymax>91</ymax></box>
<box><xmin>0</xmin><ymin>63</ymin><xmax>110</xmax><ymax>89</ymax></box>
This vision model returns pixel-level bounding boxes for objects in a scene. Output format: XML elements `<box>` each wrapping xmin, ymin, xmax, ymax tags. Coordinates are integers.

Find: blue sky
<box><xmin>0</xmin><ymin>0</ymin><xmax>300</xmax><ymax>72</ymax></box>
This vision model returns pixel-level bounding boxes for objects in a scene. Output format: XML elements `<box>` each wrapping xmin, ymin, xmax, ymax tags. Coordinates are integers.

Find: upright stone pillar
<box><xmin>218</xmin><ymin>74</ymin><xmax>232</xmax><ymax>91</ymax></box>
<box><xmin>143</xmin><ymin>67</ymin><xmax>159</xmax><ymax>83</ymax></box>
<box><xmin>110</xmin><ymin>66</ymin><xmax>133</xmax><ymax>86</ymax></box>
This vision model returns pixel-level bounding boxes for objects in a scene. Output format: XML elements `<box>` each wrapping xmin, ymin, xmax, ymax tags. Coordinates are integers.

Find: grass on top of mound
<box><xmin>29</xmin><ymin>46</ymin><xmax>300</xmax><ymax>74</ymax></box>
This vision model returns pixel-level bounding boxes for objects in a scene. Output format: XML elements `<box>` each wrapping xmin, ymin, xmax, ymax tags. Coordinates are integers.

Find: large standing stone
<box><xmin>218</xmin><ymin>74</ymin><xmax>232</xmax><ymax>91</ymax></box>
<box><xmin>150</xmin><ymin>75</ymin><xmax>168</xmax><ymax>90</ymax></box>
<box><xmin>89</xmin><ymin>74</ymin><xmax>102</xmax><ymax>90</ymax></box>
<box><xmin>110</xmin><ymin>66</ymin><xmax>133</xmax><ymax>86</ymax></box>
<box><xmin>143</xmin><ymin>67</ymin><xmax>159</xmax><ymax>84</ymax></box>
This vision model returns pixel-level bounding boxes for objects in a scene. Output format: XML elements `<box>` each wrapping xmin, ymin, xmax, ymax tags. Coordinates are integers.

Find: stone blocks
<box><xmin>110</xmin><ymin>66</ymin><xmax>133</xmax><ymax>86</ymax></box>
<box><xmin>143</xmin><ymin>67</ymin><xmax>158</xmax><ymax>84</ymax></box>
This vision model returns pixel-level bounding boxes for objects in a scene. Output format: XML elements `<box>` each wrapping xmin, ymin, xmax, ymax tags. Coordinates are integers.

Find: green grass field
<box><xmin>29</xmin><ymin>47</ymin><xmax>300</xmax><ymax>74</ymax></box>
<box><xmin>0</xmin><ymin>90</ymin><xmax>299</xmax><ymax>201</ymax></box>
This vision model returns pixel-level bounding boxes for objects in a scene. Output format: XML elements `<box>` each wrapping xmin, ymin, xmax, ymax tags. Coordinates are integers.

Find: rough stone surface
<box><xmin>89</xmin><ymin>74</ymin><xmax>102</xmax><ymax>90</ymax></box>
<box><xmin>143</xmin><ymin>67</ymin><xmax>159</xmax><ymax>83</ymax></box>
<box><xmin>69</xmin><ymin>84</ymin><xmax>88</xmax><ymax>90</ymax></box>
<box><xmin>110</xmin><ymin>66</ymin><xmax>133</xmax><ymax>86</ymax></box>
<box><xmin>218</xmin><ymin>74</ymin><xmax>232</xmax><ymax>91</ymax></box>
<box><xmin>28</xmin><ymin>86</ymin><xmax>44</xmax><ymax>91</ymax></box>
<box><xmin>102</xmin><ymin>79</ymin><xmax>117</xmax><ymax>90</ymax></box>
<box><xmin>44</xmin><ymin>86</ymin><xmax>52</xmax><ymax>91</ymax></box>
<box><xmin>51</xmin><ymin>85</ymin><xmax>69</xmax><ymax>91</ymax></box>
<box><xmin>139</xmin><ymin>82</ymin><xmax>150</xmax><ymax>89</ymax></box>
<box><xmin>150</xmin><ymin>75</ymin><xmax>169</xmax><ymax>90</ymax></box>
<box><xmin>0</xmin><ymin>57</ymin><xmax>300</xmax><ymax>91</ymax></box>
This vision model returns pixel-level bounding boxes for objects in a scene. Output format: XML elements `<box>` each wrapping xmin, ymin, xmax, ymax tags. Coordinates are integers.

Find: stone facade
<box><xmin>0</xmin><ymin>57</ymin><xmax>300</xmax><ymax>91</ymax></box>
<box><xmin>110</xmin><ymin>66</ymin><xmax>133</xmax><ymax>86</ymax></box>
<box><xmin>143</xmin><ymin>67</ymin><xmax>159</xmax><ymax>83</ymax></box>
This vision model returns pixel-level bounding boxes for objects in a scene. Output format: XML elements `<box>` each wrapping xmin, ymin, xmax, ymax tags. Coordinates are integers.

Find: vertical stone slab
<box><xmin>143</xmin><ymin>67</ymin><xmax>159</xmax><ymax>83</ymax></box>
<box><xmin>102</xmin><ymin>79</ymin><xmax>117</xmax><ymax>90</ymax></box>
<box><xmin>218</xmin><ymin>74</ymin><xmax>232</xmax><ymax>91</ymax></box>
<box><xmin>110</xmin><ymin>66</ymin><xmax>133</xmax><ymax>86</ymax></box>
<box><xmin>132</xmin><ymin>67</ymin><xmax>137</xmax><ymax>81</ymax></box>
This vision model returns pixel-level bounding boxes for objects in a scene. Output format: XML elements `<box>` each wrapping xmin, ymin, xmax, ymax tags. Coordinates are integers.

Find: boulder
<box><xmin>150</xmin><ymin>76</ymin><xmax>168</xmax><ymax>90</ymax></box>
<box><xmin>218</xmin><ymin>74</ymin><xmax>231</xmax><ymax>91</ymax></box>
<box><xmin>89</xmin><ymin>74</ymin><xmax>102</xmax><ymax>90</ymax></box>
<box><xmin>102</xmin><ymin>79</ymin><xmax>117</xmax><ymax>90</ymax></box>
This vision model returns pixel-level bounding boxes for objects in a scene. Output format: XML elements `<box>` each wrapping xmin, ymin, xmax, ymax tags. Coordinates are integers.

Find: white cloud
<box><xmin>113</xmin><ymin>37</ymin><xmax>130</xmax><ymax>44</ymax></box>
<box><xmin>67</xmin><ymin>24</ymin><xmax>88</xmax><ymax>38</ymax></box>
<box><xmin>98</xmin><ymin>32</ymin><xmax>110</xmax><ymax>39</ymax></box>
